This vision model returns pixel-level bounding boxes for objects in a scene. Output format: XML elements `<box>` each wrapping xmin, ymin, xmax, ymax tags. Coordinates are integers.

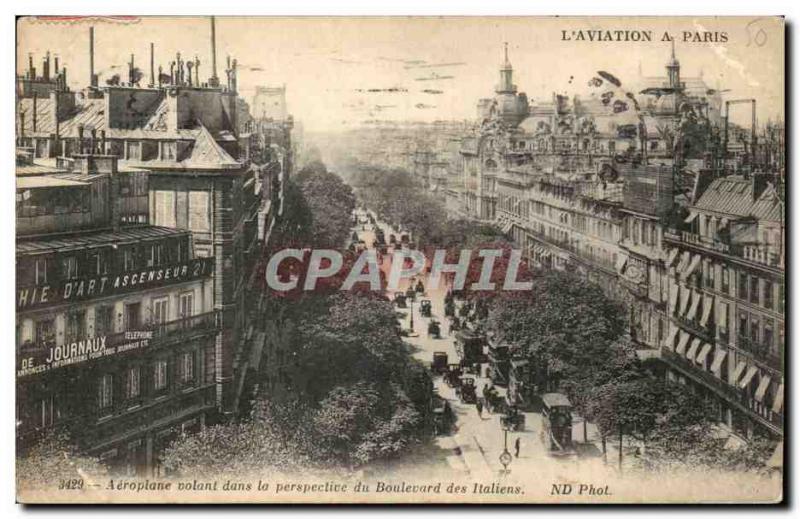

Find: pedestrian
<box><xmin>476</xmin><ymin>400</ymin><xmax>483</xmax><ymax>418</ymax></box>
<box><xmin>515</xmin><ymin>437</ymin><xmax>521</xmax><ymax>458</ymax></box>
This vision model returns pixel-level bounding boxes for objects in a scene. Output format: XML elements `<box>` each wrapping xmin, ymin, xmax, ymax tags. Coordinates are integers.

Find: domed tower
<box><xmin>496</xmin><ymin>42</ymin><xmax>517</xmax><ymax>95</ymax></box>
<box><xmin>666</xmin><ymin>40</ymin><xmax>682</xmax><ymax>91</ymax></box>
<box><xmin>493</xmin><ymin>43</ymin><xmax>529</xmax><ymax>126</ymax></box>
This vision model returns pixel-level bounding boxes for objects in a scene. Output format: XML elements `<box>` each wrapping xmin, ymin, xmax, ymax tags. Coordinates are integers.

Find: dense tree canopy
<box><xmin>17</xmin><ymin>431</ymin><xmax>108</xmax><ymax>490</ymax></box>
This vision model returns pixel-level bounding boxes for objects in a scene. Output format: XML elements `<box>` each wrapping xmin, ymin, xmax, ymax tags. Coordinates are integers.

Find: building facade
<box><xmin>451</xmin><ymin>44</ymin><xmax>785</xmax><ymax>442</ymax></box>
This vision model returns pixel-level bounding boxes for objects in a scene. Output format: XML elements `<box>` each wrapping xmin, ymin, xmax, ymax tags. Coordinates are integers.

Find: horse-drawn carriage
<box><xmin>420</xmin><ymin>299</ymin><xmax>432</xmax><ymax>317</ymax></box>
<box><xmin>394</xmin><ymin>292</ymin><xmax>407</xmax><ymax>308</ymax></box>
<box><xmin>444</xmin><ymin>364</ymin><xmax>462</xmax><ymax>387</ymax></box>
<box><xmin>432</xmin><ymin>393</ymin><xmax>453</xmax><ymax>436</ymax></box>
<box><xmin>482</xmin><ymin>384</ymin><xmax>507</xmax><ymax>414</ymax></box>
<box><xmin>500</xmin><ymin>406</ymin><xmax>526</xmax><ymax>432</ymax></box>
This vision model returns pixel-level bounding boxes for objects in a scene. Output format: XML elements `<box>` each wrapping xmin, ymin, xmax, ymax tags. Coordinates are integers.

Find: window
<box><xmin>154</xmin><ymin>360</ymin><xmax>168</xmax><ymax>391</ymax></box>
<box><xmin>153</xmin><ymin>297</ymin><xmax>169</xmax><ymax>325</ymax></box>
<box><xmin>188</xmin><ymin>191</ymin><xmax>210</xmax><ymax>233</ymax></box>
<box><xmin>123</xmin><ymin>248</ymin><xmax>137</xmax><ymax>271</ymax></box>
<box><xmin>148</xmin><ymin>243</ymin><xmax>164</xmax><ymax>267</ymax></box>
<box><xmin>95</xmin><ymin>306</ymin><xmax>115</xmax><ymax>336</ymax></box>
<box><xmin>738</xmin><ymin>272</ymin><xmax>748</xmax><ymax>300</ymax></box>
<box><xmin>62</xmin><ymin>256</ymin><xmax>79</xmax><ymax>280</ymax></box>
<box><xmin>179</xmin><ymin>292</ymin><xmax>194</xmax><ymax>319</ymax></box>
<box><xmin>738</xmin><ymin>313</ymin><xmax>748</xmax><ymax>338</ymax></box>
<box><xmin>126</xmin><ymin>141</ymin><xmax>142</xmax><ymax>160</ymax></box>
<box><xmin>721</xmin><ymin>267</ymin><xmax>730</xmax><ymax>294</ymax></box>
<box><xmin>750</xmin><ymin>277</ymin><xmax>760</xmax><ymax>305</ymax></box>
<box><xmin>764</xmin><ymin>281</ymin><xmax>773</xmax><ymax>310</ymax></box>
<box><xmin>705</xmin><ymin>261</ymin><xmax>715</xmax><ymax>289</ymax></box>
<box><xmin>65</xmin><ymin>311</ymin><xmax>86</xmax><ymax>343</ymax></box>
<box><xmin>90</xmin><ymin>250</ymin><xmax>108</xmax><ymax>276</ymax></box>
<box><xmin>35</xmin><ymin>319</ymin><xmax>55</xmax><ymax>345</ymax></box>
<box><xmin>750</xmin><ymin>317</ymin><xmax>759</xmax><ymax>343</ymax></box>
<box><xmin>126</xmin><ymin>367</ymin><xmax>141</xmax><ymax>399</ymax></box>
<box><xmin>34</xmin><ymin>257</ymin><xmax>48</xmax><ymax>285</ymax></box>
<box><xmin>763</xmin><ymin>320</ymin><xmax>774</xmax><ymax>351</ymax></box>
<box><xmin>35</xmin><ymin>395</ymin><xmax>58</xmax><ymax>429</ymax></box>
<box><xmin>180</xmin><ymin>352</ymin><xmax>194</xmax><ymax>385</ymax></box>
<box><xmin>162</xmin><ymin>141</ymin><xmax>177</xmax><ymax>160</ymax></box>
<box><xmin>99</xmin><ymin>374</ymin><xmax>114</xmax><ymax>410</ymax></box>
<box><xmin>124</xmin><ymin>302</ymin><xmax>141</xmax><ymax>330</ymax></box>
<box><xmin>154</xmin><ymin>191</ymin><xmax>176</xmax><ymax>228</ymax></box>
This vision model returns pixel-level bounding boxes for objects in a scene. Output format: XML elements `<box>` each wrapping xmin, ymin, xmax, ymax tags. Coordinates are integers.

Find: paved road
<box><xmin>351</xmin><ymin>212</ymin><xmax>618</xmax><ymax>481</ymax></box>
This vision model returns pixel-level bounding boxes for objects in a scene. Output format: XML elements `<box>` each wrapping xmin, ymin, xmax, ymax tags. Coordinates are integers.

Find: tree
<box><xmin>588</xmin><ymin>378</ymin><xmax>713</xmax><ymax>469</ymax></box>
<box><xmin>297</xmin><ymin>167</ymin><xmax>356</xmax><ymax>249</ymax></box>
<box><xmin>311</xmin><ymin>382</ymin><xmax>421</xmax><ymax>466</ymax></box>
<box><xmin>17</xmin><ymin>431</ymin><xmax>108</xmax><ymax>490</ymax></box>
<box><xmin>486</xmin><ymin>270</ymin><xmax>627</xmax><ymax>392</ymax></box>
<box><xmin>161</xmin><ymin>400</ymin><xmax>312</xmax><ymax>477</ymax></box>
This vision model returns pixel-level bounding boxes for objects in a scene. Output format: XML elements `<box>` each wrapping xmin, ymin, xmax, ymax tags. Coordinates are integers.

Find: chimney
<box><xmin>209</xmin><ymin>16</ymin><xmax>219</xmax><ymax>87</ymax></box>
<box><xmin>148</xmin><ymin>43</ymin><xmax>154</xmax><ymax>87</ymax></box>
<box><xmin>89</xmin><ymin>27</ymin><xmax>97</xmax><ymax>87</ymax></box>
<box><xmin>43</xmin><ymin>52</ymin><xmax>50</xmax><ymax>81</ymax></box>
<box><xmin>32</xmin><ymin>92</ymin><xmax>38</xmax><ymax>132</ymax></box>
<box><xmin>100</xmin><ymin>130</ymin><xmax>106</xmax><ymax>154</ymax></box>
<box><xmin>194</xmin><ymin>56</ymin><xmax>200</xmax><ymax>86</ymax></box>
<box><xmin>752</xmin><ymin>173</ymin><xmax>769</xmax><ymax>201</ymax></box>
<box><xmin>28</xmin><ymin>54</ymin><xmax>35</xmax><ymax>79</ymax></box>
<box><xmin>54</xmin><ymin>55</ymin><xmax>59</xmax><ymax>76</ymax></box>
<box><xmin>19</xmin><ymin>111</ymin><xmax>25</xmax><ymax>145</ymax></box>
<box><xmin>129</xmin><ymin>54</ymin><xmax>135</xmax><ymax>85</ymax></box>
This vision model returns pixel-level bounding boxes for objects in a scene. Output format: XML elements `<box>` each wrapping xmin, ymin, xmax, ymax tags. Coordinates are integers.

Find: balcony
<box><xmin>661</xmin><ymin>347</ymin><xmax>783</xmax><ymax>432</ymax></box>
<box><xmin>664</xmin><ymin>229</ymin><xmax>783</xmax><ymax>270</ymax></box>
<box><xmin>17</xmin><ymin>311</ymin><xmax>220</xmax><ymax>380</ymax></box>
<box><xmin>734</xmin><ymin>336</ymin><xmax>784</xmax><ymax>373</ymax></box>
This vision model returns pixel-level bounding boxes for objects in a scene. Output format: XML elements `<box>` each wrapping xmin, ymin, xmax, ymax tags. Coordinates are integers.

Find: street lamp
<box><xmin>499</xmin><ymin>421</ymin><xmax>513</xmax><ymax>476</ymax></box>
<box><xmin>409</xmin><ymin>299</ymin><xmax>415</xmax><ymax>332</ymax></box>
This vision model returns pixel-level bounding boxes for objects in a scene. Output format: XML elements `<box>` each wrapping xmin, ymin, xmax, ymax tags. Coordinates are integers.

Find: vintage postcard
<box><xmin>15</xmin><ymin>15</ymin><xmax>784</xmax><ymax>504</ymax></box>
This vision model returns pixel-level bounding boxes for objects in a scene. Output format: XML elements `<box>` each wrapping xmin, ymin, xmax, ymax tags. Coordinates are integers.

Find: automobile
<box><xmin>394</xmin><ymin>292</ymin><xmax>407</xmax><ymax>308</ymax></box>
<box><xmin>389</xmin><ymin>234</ymin><xmax>397</xmax><ymax>244</ymax></box>
<box><xmin>456</xmin><ymin>376</ymin><xmax>477</xmax><ymax>404</ymax></box>
<box><xmin>444</xmin><ymin>300</ymin><xmax>455</xmax><ymax>317</ymax></box>
<box><xmin>427</xmin><ymin>319</ymin><xmax>441</xmax><ymax>339</ymax></box>
<box><xmin>430</xmin><ymin>351</ymin><xmax>448</xmax><ymax>374</ymax></box>
<box><xmin>415</xmin><ymin>280</ymin><xmax>425</xmax><ymax>293</ymax></box>
<box><xmin>420</xmin><ymin>299</ymin><xmax>432</xmax><ymax>317</ymax></box>
<box><xmin>405</xmin><ymin>288</ymin><xmax>416</xmax><ymax>301</ymax></box>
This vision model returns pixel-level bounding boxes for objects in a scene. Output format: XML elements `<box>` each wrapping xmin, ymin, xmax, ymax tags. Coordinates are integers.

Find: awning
<box><xmin>680</xmin><ymin>254</ymin><xmax>702</xmax><ymax>281</ymax></box>
<box><xmin>669</xmin><ymin>282</ymin><xmax>679</xmax><ymax>314</ymax></box>
<box><xmin>755</xmin><ymin>375</ymin><xmax>772</xmax><ymax>402</ymax></box>
<box><xmin>699</xmin><ymin>295</ymin><xmax>714</xmax><ymax>327</ymax></box>
<box><xmin>615</xmin><ymin>255</ymin><xmax>628</xmax><ymax>274</ymax></box>
<box><xmin>686</xmin><ymin>292</ymin><xmax>701</xmax><ymax>321</ymax></box>
<box><xmin>664</xmin><ymin>326</ymin><xmax>679</xmax><ymax>350</ymax></box>
<box><xmin>684</xmin><ymin>212</ymin><xmax>698</xmax><ymax>224</ymax></box>
<box><xmin>666</xmin><ymin>248</ymin><xmax>679</xmax><ymax>268</ymax></box>
<box><xmin>710</xmin><ymin>349</ymin><xmax>727</xmax><ymax>376</ymax></box>
<box><xmin>738</xmin><ymin>365</ymin><xmax>758</xmax><ymax>389</ymax></box>
<box><xmin>676</xmin><ymin>251</ymin><xmax>691</xmax><ymax>274</ymax></box>
<box><xmin>772</xmin><ymin>384</ymin><xmax>784</xmax><ymax>414</ymax></box>
<box><xmin>501</xmin><ymin>220</ymin><xmax>514</xmax><ymax>233</ymax></box>
<box><xmin>679</xmin><ymin>286</ymin><xmax>692</xmax><ymax>316</ymax></box>
<box><xmin>676</xmin><ymin>331</ymin><xmax>690</xmax><ymax>355</ymax></box>
<box><xmin>718</xmin><ymin>302</ymin><xmax>728</xmax><ymax>328</ymax></box>
<box><xmin>686</xmin><ymin>338</ymin><xmax>701</xmax><ymax>360</ymax></box>
<box><xmin>731</xmin><ymin>361</ymin><xmax>747</xmax><ymax>386</ymax></box>
<box><xmin>696</xmin><ymin>343</ymin><xmax>713</xmax><ymax>365</ymax></box>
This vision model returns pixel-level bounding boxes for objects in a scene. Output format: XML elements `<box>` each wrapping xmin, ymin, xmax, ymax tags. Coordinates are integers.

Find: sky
<box><xmin>17</xmin><ymin>16</ymin><xmax>784</xmax><ymax>133</ymax></box>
